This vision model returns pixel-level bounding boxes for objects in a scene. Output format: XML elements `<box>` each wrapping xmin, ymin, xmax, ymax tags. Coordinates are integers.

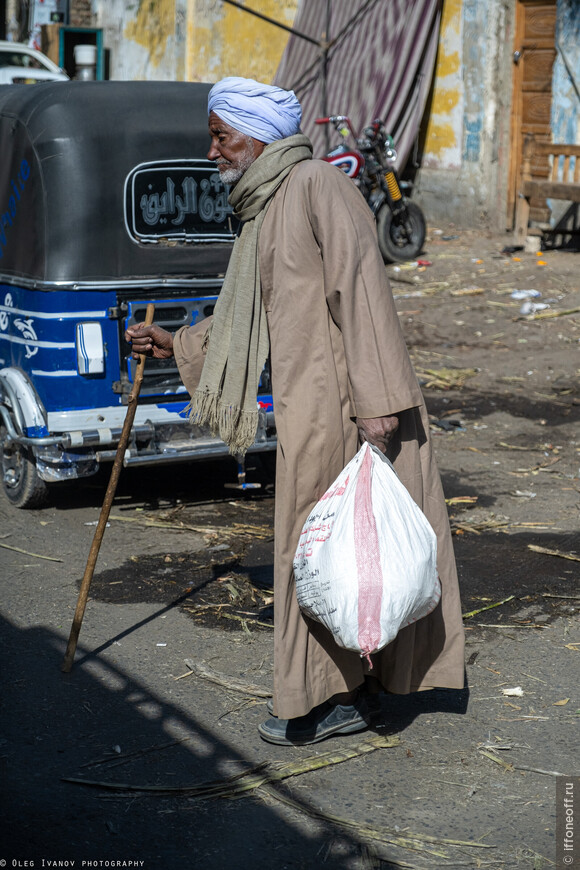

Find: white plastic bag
<box><xmin>293</xmin><ymin>442</ymin><xmax>441</xmax><ymax>660</ymax></box>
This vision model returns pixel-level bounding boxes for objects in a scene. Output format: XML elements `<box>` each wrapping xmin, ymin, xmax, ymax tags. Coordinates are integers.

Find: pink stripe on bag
<box><xmin>354</xmin><ymin>446</ymin><xmax>383</xmax><ymax>662</ymax></box>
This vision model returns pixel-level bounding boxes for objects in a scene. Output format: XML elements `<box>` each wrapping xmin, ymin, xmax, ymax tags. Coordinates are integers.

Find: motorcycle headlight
<box><xmin>384</xmin><ymin>146</ymin><xmax>397</xmax><ymax>165</ymax></box>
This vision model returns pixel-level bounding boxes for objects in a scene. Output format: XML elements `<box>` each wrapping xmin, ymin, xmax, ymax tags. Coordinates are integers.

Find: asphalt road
<box><xmin>1</xmin><ymin>228</ymin><xmax>579</xmax><ymax>869</ymax></box>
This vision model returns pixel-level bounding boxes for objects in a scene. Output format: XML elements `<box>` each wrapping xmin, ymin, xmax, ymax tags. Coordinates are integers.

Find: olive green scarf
<box><xmin>187</xmin><ymin>134</ymin><xmax>312</xmax><ymax>454</ymax></box>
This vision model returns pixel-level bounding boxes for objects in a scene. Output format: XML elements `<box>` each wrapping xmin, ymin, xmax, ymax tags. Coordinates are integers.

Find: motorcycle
<box><xmin>315</xmin><ymin>115</ymin><xmax>426</xmax><ymax>263</ymax></box>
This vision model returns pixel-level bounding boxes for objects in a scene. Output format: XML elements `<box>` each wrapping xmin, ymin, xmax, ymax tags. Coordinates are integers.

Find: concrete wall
<box><xmin>92</xmin><ymin>0</ymin><xmax>298</xmax><ymax>84</ymax></box>
<box><xmin>91</xmin><ymin>0</ymin><xmax>183</xmax><ymax>82</ymax></box>
<box><xmin>413</xmin><ymin>0</ymin><xmax>514</xmax><ymax>230</ymax></box>
<box><xmin>31</xmin><ymin>0</ymin><xmax>577</xmax><ymax>231</ymax></box>
<box><xmin>413</xmin><ymin>0</ymin><xmax>579</xmax><ymax>231</ymax></box>
<box><xmin>86</xmin><ymin>0</ymin><xmax>517</xmax><ymax>230</ymax></box>
<box><xmin>184</xmin><ymin>0</ymin><xmax>298</xmax><ymax>84</ymax></box>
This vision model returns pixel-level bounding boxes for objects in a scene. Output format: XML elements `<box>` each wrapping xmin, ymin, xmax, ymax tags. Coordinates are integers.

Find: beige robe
<box><xmin>175</xmin><ymin>159</ymin><xmax>465</xmax><ymax>720</ymax></box>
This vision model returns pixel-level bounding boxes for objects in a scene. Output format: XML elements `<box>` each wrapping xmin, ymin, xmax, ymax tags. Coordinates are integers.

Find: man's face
<box><xmin>207</xmin><ymin>112</ymin><xmax>265</xmax><ymax>185</ymax></box>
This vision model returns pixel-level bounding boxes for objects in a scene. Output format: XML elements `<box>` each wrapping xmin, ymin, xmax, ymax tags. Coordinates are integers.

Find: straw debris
<box><xmin>528</xmin><ymin>544</ymin><xmax>580</xmax><ymax>562</ymax></box>
<box><xmin>0</xmin><ymin>542</ymin><xmax>63</xmax><ymax>562</ymax></box>
<box><xmin>109</xmin><ymin>512</ymin><xmax>273</xmax><ymax>541</ymax></box>
<box><xmin>182</xmin><ymin>660</ymin><xmax>272</xmax><ymax>697</ymax></box>
<box><xmin>64</xmin><ymin>734</ymin><xmax>498</xmax><ymax>864</ymax></box>
<box><xmin>415</xmin><ymin>367</ymin><xmax>478</xmax><ymax>390</ymax></box>
<box><xmin>462</xmin><ymin>595</ymin><xmax>515</xmax><ymax>620</ymax></box>
<box><xmin>518</xmin><ymin>305</ymin><xmax>580</xmax><ymax>321</ymax></box>
<box><xmin>261</xmin><ymin>786</ymin><xmax>495</xmax><ymax>861</ymax></box>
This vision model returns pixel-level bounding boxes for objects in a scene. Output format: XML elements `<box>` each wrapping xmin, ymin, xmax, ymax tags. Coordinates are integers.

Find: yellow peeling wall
<box><xmin>414</xmin><ymin>0</ymin><xmax>513</xmax><ymax>227</ymax></box>
<box><xmin>123</xmin><ymin>0</ymin><xmax>177</xmax><ymax>73</ymax></box>
<box><xmin>186</xmin><ymin>0</ymin><xmax>299</xmax><ymax>84</ymax></box>
<box><xmin>94</xmin><ymin>0</ymin><xmax>299</xmax><ymax>84</ymax></box>
<box><xmin>422</xmin><ymin>0</ymin><xmax>463</xmax><ymax>170</ymax></box>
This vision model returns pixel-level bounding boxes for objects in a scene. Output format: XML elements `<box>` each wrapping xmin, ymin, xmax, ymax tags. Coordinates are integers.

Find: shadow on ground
<box><xmin>0</xmin><ymin>613</ymin><xmax>467</xmax><ymax>869</ymax></box>
<box><xmin>424</xmin><ymin>386</ymin><xmax>580</xmax><ymax>428</ymax></box>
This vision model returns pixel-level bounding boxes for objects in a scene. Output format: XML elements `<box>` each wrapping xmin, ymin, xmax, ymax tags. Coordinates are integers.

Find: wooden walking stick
<box><xmin>62</xmin><ymin>303</ymin><xmax>155</xmax><ymax>673</ymax></box>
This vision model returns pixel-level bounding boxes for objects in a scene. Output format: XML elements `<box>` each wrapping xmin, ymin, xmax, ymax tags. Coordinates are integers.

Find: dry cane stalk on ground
<box><xmin>0</xmin><ymin>541</ymin><xmax>63</xmax><ymax>561</ymax></box>
<box><xmin>63</xmin><ymin>735</ymin><xmax>497</xmax><ymax>864</ymax></box>
<box><xmin>528</xmin><ymin>543</ymin><xmax>580</xmax><ymax>562</ymax></box>
<box><xmin>62</xmin><ymin>735</ymin><xmax>400</xmax><ymax>798</ymax></box>
<box><xmin>181</xmin><ymin>660</ymin><xmax>272</xmax><ymax>696</ymax></box>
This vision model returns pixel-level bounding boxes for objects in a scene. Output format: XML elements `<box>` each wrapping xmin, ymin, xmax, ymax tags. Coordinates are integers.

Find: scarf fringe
<box><xmin>186</xmin><ymin>389</ymin><xmax>259</xmax><ymax>456</ymax></box>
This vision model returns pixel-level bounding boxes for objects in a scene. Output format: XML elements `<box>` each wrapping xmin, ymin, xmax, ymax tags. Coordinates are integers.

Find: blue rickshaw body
<box><xmin>1</xmin><ymin>285</ymin><xmax>121</xmax><ymax>420</ymax></box>
<box><xmin>0</xmin><ymin>81</ymin><xmax>275</xmax><ymax>506</ymax></box>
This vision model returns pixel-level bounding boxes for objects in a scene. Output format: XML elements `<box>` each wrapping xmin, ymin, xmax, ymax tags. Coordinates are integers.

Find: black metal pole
<box><xmin>221</xmin><ymin>0</ymin><xmax>320</xmax><ymax>46</ymax></box>
<box><xmin>321</xmin><ymin>0</ymin><xmax>331</xmax><ymax>151</ymax></box>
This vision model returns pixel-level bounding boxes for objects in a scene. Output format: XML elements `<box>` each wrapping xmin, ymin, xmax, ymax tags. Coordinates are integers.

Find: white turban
<box><xmin>208</xmin><ymin>76</ymin><xmax>302</xmax><ymax>144</ymax></box>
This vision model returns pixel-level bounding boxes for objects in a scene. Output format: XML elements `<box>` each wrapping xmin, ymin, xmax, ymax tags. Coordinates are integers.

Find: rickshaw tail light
<box><xmin>76</xmin><ymin>322</ymin><xmax>105</xmax><ymax>375</ymax></box>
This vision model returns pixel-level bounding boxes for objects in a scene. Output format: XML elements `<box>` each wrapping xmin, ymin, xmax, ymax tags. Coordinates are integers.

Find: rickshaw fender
<box><xmin>0</xmin><ymin>368</ymin><xmax>49</xmax><ymax>438</ymax></box>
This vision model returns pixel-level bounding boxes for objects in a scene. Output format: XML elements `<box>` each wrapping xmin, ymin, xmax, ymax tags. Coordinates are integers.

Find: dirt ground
<box><xmin>0</xmin><ymin>226</ymin><xmax>579</xmax><ymax>870</ymax></box>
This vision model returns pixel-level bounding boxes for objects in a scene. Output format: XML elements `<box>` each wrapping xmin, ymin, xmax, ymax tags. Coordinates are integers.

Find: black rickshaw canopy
<box><xmin>0</xmin><ymin>80</ymin><xmax>234</xmax><ymax>287</ymax></box>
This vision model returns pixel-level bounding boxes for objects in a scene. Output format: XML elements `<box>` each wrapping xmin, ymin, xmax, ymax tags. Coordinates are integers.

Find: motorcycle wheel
<box><xmin>1</xmin><ymin>426</ymin><xmax>48</xmax><ymax>509</ymax></box>
<box><xmin>376</xmin><ymin>200</ymin><xmax>426</xmax><ymax>263</ymax></box>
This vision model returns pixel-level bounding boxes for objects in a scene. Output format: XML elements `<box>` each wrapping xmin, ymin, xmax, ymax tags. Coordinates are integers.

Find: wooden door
<box><xmin>507</xmin><ymin>0</ymin><xmax>556</xmax><ymax>229</ymax></box>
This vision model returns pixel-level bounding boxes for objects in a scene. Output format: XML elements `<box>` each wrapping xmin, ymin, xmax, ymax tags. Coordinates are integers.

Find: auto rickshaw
<box><xmin>0</xmin><ymin>81</ymin><xmax>275</xmax><ymax>507</ymax></box>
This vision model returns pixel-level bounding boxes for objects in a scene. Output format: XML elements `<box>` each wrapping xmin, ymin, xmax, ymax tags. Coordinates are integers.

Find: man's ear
<box><xmin>252</xmin><ymin>139</ymin><xmax>266</xmax><ymax>158</ymax></box>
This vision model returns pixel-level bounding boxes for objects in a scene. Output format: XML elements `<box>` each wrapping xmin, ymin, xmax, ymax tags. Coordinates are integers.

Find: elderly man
<box><xmin>126</xmin><ymin>77</ymin><xmax>465</xmax><ymax>746</ymax></box>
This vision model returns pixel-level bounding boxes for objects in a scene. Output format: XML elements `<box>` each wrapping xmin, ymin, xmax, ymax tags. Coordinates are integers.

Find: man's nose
<box><xmin>207</xmin><ymin>142</ymin><xmax>219</xmax><ymax>161</ymax></box>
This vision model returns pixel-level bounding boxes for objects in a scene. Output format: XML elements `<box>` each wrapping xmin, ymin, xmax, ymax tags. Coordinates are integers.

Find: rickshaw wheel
<box><xmin>1</xmin><ymin>428</ymin><xmax>48</xmax><ymax>509</ymax></box>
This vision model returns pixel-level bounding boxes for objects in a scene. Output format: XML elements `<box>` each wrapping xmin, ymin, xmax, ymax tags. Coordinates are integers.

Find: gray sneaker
<box><xmin>266</xmin><ymin>692</ymin><xmax>381</xmax><ymax>719</ymax></box>
<box><xmin>258</xmin><ymin>696</ymin><xmax>379</xmax><ymax>746</ymax></box>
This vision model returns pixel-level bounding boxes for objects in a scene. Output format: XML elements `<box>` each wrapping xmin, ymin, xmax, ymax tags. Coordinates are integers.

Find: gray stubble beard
<box><xmin>217</xmin><ymin>136</ymin><xmax>258</xmax><ymax>185</ymax></box>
